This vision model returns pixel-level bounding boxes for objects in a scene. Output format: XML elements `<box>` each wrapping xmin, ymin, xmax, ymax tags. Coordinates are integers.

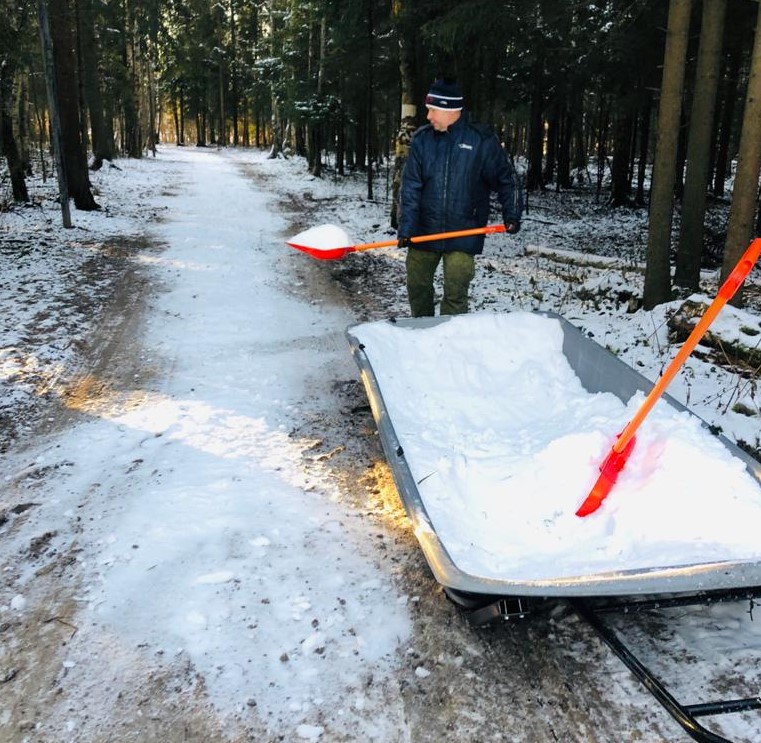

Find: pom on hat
<box><xmin>425</xmin><ymin>78</ymin><xmax>463</xmax><ymax>111</ymax></box>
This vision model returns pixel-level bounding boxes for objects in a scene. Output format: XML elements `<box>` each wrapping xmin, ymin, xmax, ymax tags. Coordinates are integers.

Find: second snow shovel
<box><xmin>576</xmin><ymin>236</ymin><xmax>761</xmax><ymax>518</ymax></box>
<box><xmin>287</xmin><ymin>223</ymin><xmax>507</xmax><ymax>260</ymax></box>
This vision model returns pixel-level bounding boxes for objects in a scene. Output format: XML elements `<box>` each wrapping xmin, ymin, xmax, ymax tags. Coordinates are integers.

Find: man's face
<box><xmin>426</xmin><ymin>107</ymin><xmax>461</xmax><ymax>132</ymax></box>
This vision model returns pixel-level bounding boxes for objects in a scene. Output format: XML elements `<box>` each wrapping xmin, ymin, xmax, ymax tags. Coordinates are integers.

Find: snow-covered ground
<box><xmin>1</xmin><ymin>145</ymin><xmax>760</xmax><ymax>742</ymax></box>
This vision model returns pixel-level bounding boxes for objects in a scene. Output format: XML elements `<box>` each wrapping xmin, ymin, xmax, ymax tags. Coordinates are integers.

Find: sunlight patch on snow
<box><xmin>135</xmin><ymin>253</ymin><xmax>214</xmax><ymax>271</ymax></box>
<box><xmin>111</xmin><ymin>397</ymin><xmax>313</xmax><ymax>473</ymax></box>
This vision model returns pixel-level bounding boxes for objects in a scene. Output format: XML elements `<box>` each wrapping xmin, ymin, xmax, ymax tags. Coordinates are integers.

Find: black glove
<box><xmin>504</xmin><ymin>220</ymin><xmax>521</xmax><ymax>235</ymax></box>
<box><xmin>398</xmin><ymin>235</ymin><xmax>413</xmax><ymax>249</ymax></box>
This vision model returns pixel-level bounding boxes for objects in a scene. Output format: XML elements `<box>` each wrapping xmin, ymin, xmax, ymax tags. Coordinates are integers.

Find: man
<box><xmin>398</xmin><ymin>78</ymin><xmax>522</xmax><ymax>317</ymax></box>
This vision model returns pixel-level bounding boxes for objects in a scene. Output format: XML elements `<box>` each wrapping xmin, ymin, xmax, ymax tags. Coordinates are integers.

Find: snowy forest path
<box><xmin>1</xmin><ymin>147</ymin><xmax>411</xmax><ymax>743</ymax></box>
<box><xmin>1</xmin><ymin>147</ymin><xmax>753</xmax><ymax>743</ymax></box>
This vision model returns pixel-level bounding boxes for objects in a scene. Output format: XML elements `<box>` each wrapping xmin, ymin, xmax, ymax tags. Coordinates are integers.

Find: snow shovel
<box><xmin>286</xmin><ymin>223</ymin><xmax>507</xmax><ymax>260</ymax></box>
<box><xmin>576</xmin><ymin>236</ymin><xmax>761</xmax><ymax>518</ymax></box>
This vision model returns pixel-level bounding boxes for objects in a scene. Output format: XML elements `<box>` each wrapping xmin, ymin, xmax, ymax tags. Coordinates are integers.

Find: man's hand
<box><xmin>398</xmin><ymin>235</ymin><xmax>413</xmax><ymax>249</ymax></box>
<box><xmin>504</xmin><ymin>220</ymin><xmax>521</xmax><ymax>235</ymax></box>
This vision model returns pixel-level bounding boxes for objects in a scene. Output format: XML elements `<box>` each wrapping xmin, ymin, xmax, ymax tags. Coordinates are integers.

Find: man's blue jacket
<box><xmin>399</xmin><ymin>112</ymin><xmax>522</xmax><ymax>255</ymax></box>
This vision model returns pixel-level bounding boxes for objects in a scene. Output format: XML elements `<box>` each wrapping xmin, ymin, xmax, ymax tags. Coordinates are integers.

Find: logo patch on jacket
<box><xmin>458</xmin><ymin>143</ymin><xmax>473</xmax><ymax>150</ymax></box>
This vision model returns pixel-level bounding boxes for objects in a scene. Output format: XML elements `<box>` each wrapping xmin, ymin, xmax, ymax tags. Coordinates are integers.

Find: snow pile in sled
<box><xmin>349</xmin><ymin>312</ymin><xmax>761</xmax><ymax>585</ymax></box>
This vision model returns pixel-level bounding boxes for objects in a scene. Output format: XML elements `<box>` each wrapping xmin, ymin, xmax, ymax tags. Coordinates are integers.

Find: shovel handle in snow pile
<box><xmin>576</xmin><ymin>237</ymin><xmax>761</xmax><ymax>517</ymax></box>
<box><xmin>287</xmin><ymin>224</ymin><xmax>506</xmax><ymax>261</ymax></box>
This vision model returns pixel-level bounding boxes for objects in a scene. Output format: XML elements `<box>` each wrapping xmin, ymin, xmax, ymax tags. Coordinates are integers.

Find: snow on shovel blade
<box><xmin>286</xmin><ymin>224</ymin><xmax>357</xmax><ymax>260</ymax></box>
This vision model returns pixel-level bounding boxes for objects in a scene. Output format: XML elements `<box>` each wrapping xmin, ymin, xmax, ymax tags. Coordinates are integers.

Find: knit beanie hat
<box><xmin>425</xmin><ymin>78</ymin><xmax>464</xmax><ymax>111</ymax></box>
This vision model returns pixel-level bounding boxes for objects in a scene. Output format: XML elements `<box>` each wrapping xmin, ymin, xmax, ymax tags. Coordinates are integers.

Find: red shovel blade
<box><xmin>575</xmin><ymin>434</ymin><xmax>636</xmax><ymax>517</ymax></box>
<box><xmin>286</xmin><ymin>224</ymin><xmax>362</xmax><ymax>260</ymax></box>
<box><xmin>288</xmin><ymin>243</ymin><xmax>356</xmax><ymax>260</ymax></box>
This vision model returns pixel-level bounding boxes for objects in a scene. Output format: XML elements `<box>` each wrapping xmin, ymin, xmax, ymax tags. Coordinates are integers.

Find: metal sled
<box><xmin>347</xmin><ymin>311</ymin><xmax>761</xmax><ymax>598</ymax></box>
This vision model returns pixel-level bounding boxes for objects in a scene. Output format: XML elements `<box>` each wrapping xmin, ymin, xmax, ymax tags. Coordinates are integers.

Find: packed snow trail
<box><xmin>5</xmin><ymin>147</ymin><xmax>761</xmax><ymax>743</ymax></box>
<box><xmin>10</xmin><ymin>147</ymin><xmax>410</xmax><ymax>740</ymax></box>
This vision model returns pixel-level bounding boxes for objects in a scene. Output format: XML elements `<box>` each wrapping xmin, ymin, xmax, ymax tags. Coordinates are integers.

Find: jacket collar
<box><xmin>435</xmin><ymin>110</ymin><xmax>469</xmax><ymax>136</ymax></box>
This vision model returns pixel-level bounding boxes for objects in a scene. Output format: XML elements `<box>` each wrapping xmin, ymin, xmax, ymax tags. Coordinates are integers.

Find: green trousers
<box><xmin>405</xmin><ymin>248</ymin><xmax>475</xmax><ymax>317</ymax></box>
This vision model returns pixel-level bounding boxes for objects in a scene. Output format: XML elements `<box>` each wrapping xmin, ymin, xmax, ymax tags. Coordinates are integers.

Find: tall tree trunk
<box><xmin>390</xmin><ymin>0</ymin><xmax>418</xmax><ymax>228</ymax></box>
<box><xmin>336</xmin><ymin>71</ymin><xmax>345</xmax><ymax>177</ymax></box>
<box><xmin>594</xmin><ymin>91</ymin><xmax>609</xmax><ymax>203</ymax></box>
<box><xmin>643</xmin><ymin>0</ymin><xmax>692</xmax><ymax>310</ymax></box>
<box><xmin>609</xmin><ymin>109</ymin><xmax>634</xmax><ymax>206</ymax></box>
<box><xmin>721</xmin><ymin>0</ymin><xmax>761</xmax><ymax>307</ymax></box>
<box><xmin>526</xmin><ymin>60</ymin><xmax>545</xmax><ymax>192</ymax></box>
<box><xmin>635</xmin><ymin>91</ymin><xmax>652</xmax><ymax>205</ymax></box>
<box><xmin>712</xmin><ymin>42</ymin><xmax>740</xmax><ymax>198</ymax></box>
<box><xmin>0</xmin><ymin>70</ymin><xmax>30</xmax><ymax>203</ymax></box>
<box><xmin>557</xmin><ymin>105</ymin><xmax>572</xmax><ymax>189</ymax></box>
<box><xmin>365</xmin><ymin>0</ymin><xmax>376</xmax><ymax>201</ymax></box>
<box><xmin>78</xmin><ymin>0</ymin><xmax>114</xmax><ymax>167</ymax></box>
<box><xmin>571</xmin><ymin>102</ymin><xmax>586</xmax><ymax>177</ymax></box>
<box><xmin>543</xmin><ymin>101</ymin><xmax>558</xmax><ymax>185</ymax></box>
<box><xmin>172</xmin><ymin>97</ymin><xmax>181</xmax><ymax>144</ymax></box>
<box><xmin>48</xmin><ymin>0</ymin><xmax>99</xmax><ymax>210</ymax></box>
<box><xmin>267</xmin><ymin>4</ymin><xmax>283</xmax><ymax>159</ymax></box>
<box><xmin>309</xmin><ymin>12</ymin><xmax>326</xmax><ymax>177</ymax></box>
<box><xmin>197</xmin><ymin>108</ymin><xmax>208</xmax><ymax>146</ymax></box>
<box><xmin>37</xmin><ymin>0</ymin><xmax>69</xmax><ymax>223</ymax></box>
<box><xmin>230</xmin><ymin>0</ymin><xmax>239</xmax><ymax>146</ymax></box>
<box><xmin>365</xmin><ymin>0</ymin><xmax>374</xmax><ymax>200</ymax></box>
<box><xmin>18</xmin><ymin>73</ymin><xmax>33</xmax><ymax>176</ymax></box>
<box><xmin>146</xmin><ymin>53</ymin><xmax>158</xmax><ymax>154</ymax></box>
<box><xmin>217</xmin><ymin>59</ymin><xmax>226</xmax><ymax>146</ymax></box>
<box><xmin>121</xmin><ymin>2</ymin><xmax>141</xmax><ymax>158</ymax></box>
<box><xmin>179</xmin><ymin>89</ymin><xmax>185</xmax><ymax>145</ymax></box>
<box><xmin>674</xmin><ymin>0</ymin><xmax>727</xmax><ymax>290</ymax></box>
<box><xmin>268</xmin><ymin>96</ymin><xmax>283</xmax><ymax>157</ymax></box>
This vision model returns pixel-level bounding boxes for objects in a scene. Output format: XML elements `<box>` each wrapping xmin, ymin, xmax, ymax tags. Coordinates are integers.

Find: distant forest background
<box><xmin>2</xmin><ymin>0</ymin><xmax>761</xmax><ymax>307</ymax></box>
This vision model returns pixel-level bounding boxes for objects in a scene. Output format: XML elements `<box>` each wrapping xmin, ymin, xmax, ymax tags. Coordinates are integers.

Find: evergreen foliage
<box><xmin>1</xmin><ymin>0</ymin><xmax>760</xmax><ymax>307</ymax></box>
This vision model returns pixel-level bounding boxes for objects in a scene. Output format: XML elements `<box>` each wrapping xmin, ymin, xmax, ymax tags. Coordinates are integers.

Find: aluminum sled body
<box><xmin>347</xmin><ymin>311</ymin><xmax>761</xmax><ymax>597</ymax></box>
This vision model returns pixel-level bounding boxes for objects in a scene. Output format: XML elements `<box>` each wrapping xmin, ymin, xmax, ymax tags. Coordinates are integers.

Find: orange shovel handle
<box><xmin>612</xmin><ymin>237</ymin><xmax>761</xmax><ymax>455</ymax></box>
<box><xmin>577</xmin><ymin>237</ymin><xmax>761</xmax><ymax>517</ymax></box>
<box><xmin>353</xmin><ymin>239</ymin><xmax>401</xmax><ymax>252</ymax></box>
<box><xmin>353</xmin><ymin>224</ymin><xmax>506</xmax><ymax>253</ymax></box>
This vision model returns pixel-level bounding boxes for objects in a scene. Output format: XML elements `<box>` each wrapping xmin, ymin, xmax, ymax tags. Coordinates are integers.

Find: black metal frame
<box><xmin>448</xmin><ymin>586</ymin><xmax>761</xmax><ymax>743</ymax></box>
<box><xmin>444</xmin><ymin>587</ymin><xmax>534</xmax><ymax>625</ymax></box>
<box><xmin>571</xmin><ymin>590</ymin><xmax>761</xmax><ymax>743</ymax></box>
